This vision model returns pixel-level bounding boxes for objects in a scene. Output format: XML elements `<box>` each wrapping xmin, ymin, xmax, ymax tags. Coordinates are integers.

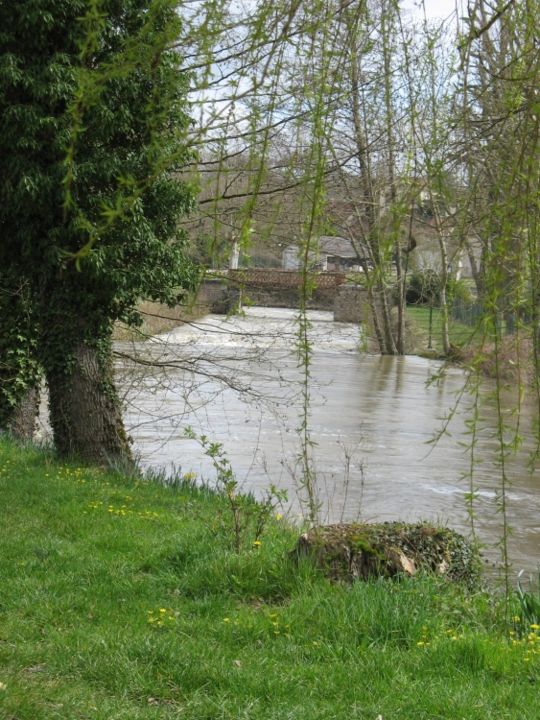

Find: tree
<box><xmin>0</xmin><ymin>0</ymin><xmax>197</xmax><ymax>463</ymax></box>
<box><xmin>0</xmin><ymin>277</ymin><xmax>41</xmax><ymax>439</ymax></box>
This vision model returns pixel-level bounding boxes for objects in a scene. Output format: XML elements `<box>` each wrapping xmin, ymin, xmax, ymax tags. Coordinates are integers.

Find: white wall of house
<box><xmin>282</xmin><ymin>245</ymin><xmax>300</xmax><ymax>270</ymax></box>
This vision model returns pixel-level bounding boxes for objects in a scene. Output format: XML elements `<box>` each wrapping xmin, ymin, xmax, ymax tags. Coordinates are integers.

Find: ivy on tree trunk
<box><xmin>0</xmin><ymin>0</ymin><xmax>198</xmax><ymax>462</ymax></box>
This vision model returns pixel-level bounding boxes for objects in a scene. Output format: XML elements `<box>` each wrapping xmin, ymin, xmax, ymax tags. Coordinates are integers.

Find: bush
<box><xmin>406</xmin><ymin>270</ymin><xmax>441</xmax><ymax>305</ymax></box>
<box><xmin>406</xmin><ymin>270</ymin><xmax>472</xmax><ymax>306</ymax></box>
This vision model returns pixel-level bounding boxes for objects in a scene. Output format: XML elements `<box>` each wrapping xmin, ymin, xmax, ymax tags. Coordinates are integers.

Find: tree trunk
<box><xmin>6</xmin><ymin>385</ymin><xmax>40</xmax><ymax>441</ymax></box>
<box><xmin>379</xmin><ymin>285</ymin><xmax>398</xmax><ymax>355</ymax></box>
<box><xmin>46</xmin><ymin>340</ymin><xmax>132</xmax><ymax>467</ymax></box>
<box><xmin>436</xmin><ymin>232</ymin><xmax>452</xmax><ymax>356</ymax></box>
<box><xmin>0</xmin><ymin>276</ymin><xmax>41</xmax><ymax>439</ymax></box>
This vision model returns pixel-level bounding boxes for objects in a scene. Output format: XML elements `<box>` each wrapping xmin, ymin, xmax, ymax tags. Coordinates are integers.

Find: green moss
<box><xmin>297</xmin><ymin>522</ymin><xmax>480</xmax><ymax>585</ymax></box>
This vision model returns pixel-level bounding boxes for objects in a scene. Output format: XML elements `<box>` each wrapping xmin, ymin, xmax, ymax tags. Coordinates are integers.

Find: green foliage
<box><xmin>406</xmin><ymin>270</ymin><xmax>472</xmax><ymax>307</ymax></box>
<box><xmin>0</xmin><ymin>280</ymin><xmax>41</xmax><ymax>428</ymax></box>
<box><xmin>2</xmin><ymin>438</ymin><xmax>540</xmax><ymax>719</ymax></box>
<box><xmin>515</xmin><ymin>571</ymin><xmax>540</xmax><ymax>631</ymax></box>
<box><xmin>0</xmin><ymin>1</ymin><xmax>200</xmax><ymax>459</ymax></box>
<box><xmin>183</xmin><ymin>427</ymin><xmax>287</xmax><ymax>552</ymax></box>
<box><xmin>0</xmin><ymin>0</ymin><xmax>199</xmax><ymax>371</ymax></box>
<box><xmin>406</xmin><ymin>269</ymin><xmax>441</xmax><ymax>305</ymax></box>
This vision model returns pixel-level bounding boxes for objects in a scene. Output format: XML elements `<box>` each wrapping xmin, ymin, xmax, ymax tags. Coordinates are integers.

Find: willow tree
<box><xmin>0</xmin><ymin>0</ymin><xmax>197</xmax><ymax>463</ymax></box>
<box><xmin>452</xmin><ymin>0</ymin><xmax>540</xmax><ymax>589</ymax></box>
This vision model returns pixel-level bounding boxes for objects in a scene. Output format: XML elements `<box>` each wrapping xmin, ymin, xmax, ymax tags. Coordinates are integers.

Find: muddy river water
<box><xmin>117</xmin><ymin>307</ymin><xmax>539</xmax><ymax>581</ymax></box>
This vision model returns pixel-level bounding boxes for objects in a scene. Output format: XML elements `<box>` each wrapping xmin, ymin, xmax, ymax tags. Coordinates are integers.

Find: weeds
<box><xmin>183</xmin><ymin>426</ymin><xmax>287</xmax><ymax>551</ymax></box>
<box><xmin>515</xmin><ymin>570</ymin><xmax>540</xmax><ymax>630</ymax></box>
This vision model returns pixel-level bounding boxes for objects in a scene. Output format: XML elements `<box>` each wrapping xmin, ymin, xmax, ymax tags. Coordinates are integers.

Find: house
<box><xmin>282</xmin><ymin>236</ymin><xmax>369</xmax><ymax>271</ymax></box>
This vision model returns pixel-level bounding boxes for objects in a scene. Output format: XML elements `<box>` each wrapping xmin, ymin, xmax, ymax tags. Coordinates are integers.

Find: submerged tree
<box><xmin>0</xmin><ymin>0</ymin><xmax>197</xmax><ymax>463</ymax></box>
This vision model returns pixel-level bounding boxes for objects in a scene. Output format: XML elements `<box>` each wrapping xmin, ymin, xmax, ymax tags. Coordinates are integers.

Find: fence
<box><xmin>451</xmin><ymin>298</ymin><xmax>535</xmax><ymax>336</ymax></box>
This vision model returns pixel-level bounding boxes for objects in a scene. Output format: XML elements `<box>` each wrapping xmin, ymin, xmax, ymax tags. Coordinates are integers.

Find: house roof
<box><xmin>283</xmin><ymin>235</ymin><xmax>369</xmax><ymax>260</ymax></box>
<box><xmin>319</xmin><ymin>236</ymin><xmax>363</xmax><ymax>258</ymax></box>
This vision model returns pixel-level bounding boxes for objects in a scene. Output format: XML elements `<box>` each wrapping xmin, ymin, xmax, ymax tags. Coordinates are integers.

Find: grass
<box><xmin>406</xmin><ymin>305</ymin><xmax>476</xmax><ymax>354</ymax></box>
<box><xmin>1</xmin><ymin>439</ymin><xmax>540</xmax><ymax>719</ymax></box>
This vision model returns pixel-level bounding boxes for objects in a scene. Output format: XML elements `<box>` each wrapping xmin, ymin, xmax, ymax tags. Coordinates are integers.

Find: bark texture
<box><xmin>46</xmin><ymin>342</ymin><xmax>132</xmax><ymax>466</ymax></box>
<box><xmin>6</xmin><ymin>385</ymin><xmax>40</xmax><ymax>441</ymax></box>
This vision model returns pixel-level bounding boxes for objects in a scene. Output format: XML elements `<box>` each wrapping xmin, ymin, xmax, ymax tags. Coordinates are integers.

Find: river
<box><xmin>117</xmin><ymin>306</ymin><xmax>539</xmax><ymax>580</ymax></box>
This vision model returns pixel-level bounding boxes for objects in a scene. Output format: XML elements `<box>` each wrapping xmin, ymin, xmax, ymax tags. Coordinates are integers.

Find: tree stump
<box><xmin>293</xmin><ymin>522</ymin><xmax>479</xmax><ymax>584</ymax></box>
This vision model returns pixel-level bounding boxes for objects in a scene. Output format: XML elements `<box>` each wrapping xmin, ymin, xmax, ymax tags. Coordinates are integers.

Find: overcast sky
<box><xmin>403</xmin><ymin>0</ymin><xmax>461</xmax><ymax>21</ymax></box>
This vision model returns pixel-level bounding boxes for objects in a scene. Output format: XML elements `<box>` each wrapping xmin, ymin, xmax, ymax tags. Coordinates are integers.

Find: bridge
<box><xmin>196</xmin><ymin>269</ymin><xmax>369</xmax><ymax>323</ymax></box>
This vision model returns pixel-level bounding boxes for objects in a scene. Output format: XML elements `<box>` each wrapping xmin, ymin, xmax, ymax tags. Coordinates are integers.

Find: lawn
<box><xmin>406</xmin><ymin>305</ymin><xmax>478</xmax><ymax>353</ymax></box>
<box><xmin>0</xmin><ymin>439</ymin><xmax>538</xmax><ymax>719</ymax></box>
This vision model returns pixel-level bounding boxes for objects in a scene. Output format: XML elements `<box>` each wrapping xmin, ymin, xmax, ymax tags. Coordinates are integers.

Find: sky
<box><xmin>403</xmin><ymin>0</ymin><xmax>462</xmax><ymax>21</ymax></box>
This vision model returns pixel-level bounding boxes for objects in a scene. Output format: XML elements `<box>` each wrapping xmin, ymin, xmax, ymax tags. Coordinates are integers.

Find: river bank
<box><xmin>112</xmin><ymin>300</ymin><xmax>210</xmax><ymax>341</ymax></box>
<box><xmin>117</xmin><ymin>306</ymin><xmax>539</xmax><ymax>579</ymax></box>
<box><xmin>1</xmin><ymin>438</ymin><xmax>539</xmax><ymax>720</ymax></box>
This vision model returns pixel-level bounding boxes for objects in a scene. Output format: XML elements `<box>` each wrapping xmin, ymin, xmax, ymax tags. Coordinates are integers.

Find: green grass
<box><xmin>1</xmin><ymin>439</ymin><xmax>539</xmax><ymax>719</ymax></box>
<box><xmin>406</xmin><ymin>305</ymin><xmax>477</xmax><ymax>353</ymax></box>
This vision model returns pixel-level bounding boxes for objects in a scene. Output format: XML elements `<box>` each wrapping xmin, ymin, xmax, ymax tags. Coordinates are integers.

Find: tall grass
<box><xmin>1</xmin><ymin>438</ymin><xmax>539</xmax><ymax>719</ymax></box>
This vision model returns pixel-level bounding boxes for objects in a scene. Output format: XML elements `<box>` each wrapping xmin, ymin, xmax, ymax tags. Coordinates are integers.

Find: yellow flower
<box><xmin>253</xmin><ymin>540</ymin><xmax>261</xmax><ymax>547</ymax></box>
<box><xmin>223</xmin><ymin>617</ymin><xmax>231</xmax><ymax>623</ymax></box>
<box><xmin>275</xmin><ymin>513</ymin><xmax>283</xmax><ymax>520</ymax></box>
<box><xmin>530</xmin><ymin>624</ymin><xmax>540</xmax><ymax>631</ymax></box>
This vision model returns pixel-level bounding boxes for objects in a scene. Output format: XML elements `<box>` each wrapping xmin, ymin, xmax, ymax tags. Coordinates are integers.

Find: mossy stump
<box><xmin>294</xmin><ymin>522</ymin><xmax>479</xmax><ymax>584</ymax></box>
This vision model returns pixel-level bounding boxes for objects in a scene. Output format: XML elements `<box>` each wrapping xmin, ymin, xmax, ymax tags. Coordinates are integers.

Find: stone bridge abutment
<box><xmin>196</xmin><ymin>270</ymin><xmax>369</xmax><ymax>323</ymax></box>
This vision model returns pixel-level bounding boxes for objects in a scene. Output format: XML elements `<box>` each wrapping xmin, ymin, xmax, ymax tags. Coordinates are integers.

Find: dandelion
<box><xmin>275</xmin><ymin>513</ymin><xmax>283</xmax><ymax>520</ymax></box>
<box><xmin>253</xmin><ymin>540</ymin><xmax>261</xmax><ymax>547</ymax></box>
<box><xmin>223</xmin><ymin>617</ymin><xmax>231</xmax><ymax>623</ymax></box>
<box><xmin>147</xmin><ymin>607</ymin><xmax>176</xmax><ymax>627</ymax></box>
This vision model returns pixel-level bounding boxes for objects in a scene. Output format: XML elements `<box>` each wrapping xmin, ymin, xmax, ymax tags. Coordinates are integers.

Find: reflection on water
<box><xmin>119</xmin><ymin>307</ymin><xmax>539</xmax><ymax>580</ymax></box>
